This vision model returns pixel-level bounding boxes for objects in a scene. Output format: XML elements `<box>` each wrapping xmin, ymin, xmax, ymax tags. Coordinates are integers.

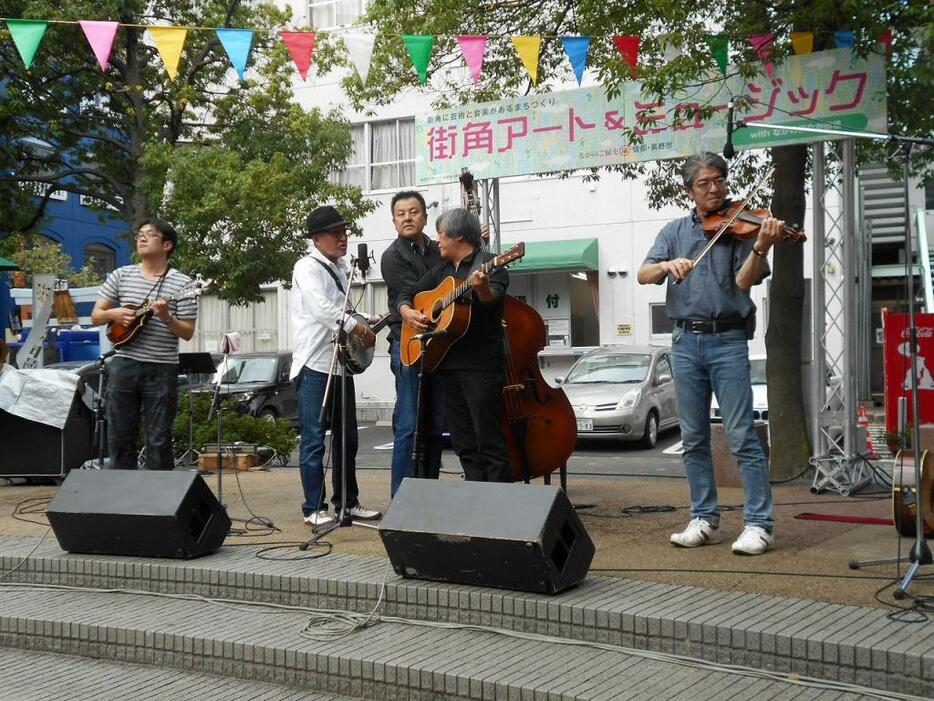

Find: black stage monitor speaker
<box><xmin>47</xmin><ymin>470</ymin><xmax>230</xmax><ymax>559</ymax></box>
<box><xmin>0</xmin><ymin>396</ymin><xmax>92</xmax><ymax>478</ymax></box>
<box><xmin>379</xmin><ymin>480</ymin><xmax>594</xmax><ymax>594</ymax></box>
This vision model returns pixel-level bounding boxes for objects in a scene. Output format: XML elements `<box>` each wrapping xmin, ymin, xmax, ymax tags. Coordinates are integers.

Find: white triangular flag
<box><xmin>344</xmin><ymin>33</ymin><xmax>376</xmax><ymax>83</ymax></box>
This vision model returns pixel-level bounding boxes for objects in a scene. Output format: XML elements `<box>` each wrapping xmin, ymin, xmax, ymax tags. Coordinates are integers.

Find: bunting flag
<box><xmin>789</xmin><ymin>31</ymin><xmax>814</xmax><ymax>55</ymax></box>
<box><xmin>704</xmin><ymin>34</ymin><xmax>729</xmax><ymax>76</ymax></box>
<box><xmin>5</xmin><ymin>19</ymin><xmax>48</xmax><ymax>69</ymax></box>
<box><xmin>833</xmin><ymin>30</ymin><xmax>854</xmax><ymax>48</ymax></box>
<box><xmin>279</xmin><ymin>30</ymin><xmax>316</xmax><ymax>80</ymax></box>
<box><xmin>560</xmin><ymin>36</ymin><xmax>590</xmax><ymax>85</ymax></box>
<box><xmin>78</xmin><ymin>20</ymin><xmax>119</xmax><ymax>71</ymax></box>
<box><xmin>215</xmin><ymin>28</ymin><xmax>253</xmax><ymax>80</ymax></box>
<box><xmin>148</xmin><ymin>26</ymin><xmax>187</xmax><ymax>80</ymax></box>
<box><xmin>747</xmin><ymin>33</ymin><xmax>774</xmax><ymax>76</ymax></box>
<box><xmin>344</xmin><ymin>33</ymin><xmax>376</xmax><ymax>83</ymax></box>
<box><xmin>661</xmin><ymin>39</ymin><xmax>683</xmax><ymax>63</ymax></box>
<box><xmin>456</xmin><ymin>35</ymin><xmax>486</xmax><ymax>83</ymax></box>
<box><xmin>612</xmin><ymin>35</ymin><xmax>639</xmax><ymax>77</ymax></box>
<box><xmin>401</xmin><ymin>34</ymin><xmax>434</xmax><ymax>85</ymax></box>
<box><xmin>511</xmin><ymin>36</ymin><xmax>541</xmax><ymax>85</ymax></box>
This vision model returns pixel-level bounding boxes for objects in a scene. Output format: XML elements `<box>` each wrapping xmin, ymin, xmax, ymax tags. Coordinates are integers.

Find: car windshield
<box><xmin>566</xmin><ymin>353</ymin><xmax>650</xmax><ymax>383</ymax></box>
<box><xmin>214</xmin><ymin>357</ymin><xmax>277</xmax><ymax>384</ymax></box>
<box><xmin>750</xmin><ymin>359</ymin><xmax>767</xmax><ymax>384</ymax></box>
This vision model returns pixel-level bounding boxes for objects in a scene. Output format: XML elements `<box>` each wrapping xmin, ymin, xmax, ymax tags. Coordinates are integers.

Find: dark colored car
<box><xmin>208</xmin><ymin>351</ymin><xmax>298</xmax><ymax>425</ymax></box>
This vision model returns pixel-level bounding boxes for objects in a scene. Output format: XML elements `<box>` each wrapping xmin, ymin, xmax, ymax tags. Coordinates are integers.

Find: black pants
<box><xmin>441</xmin><ymin>369</ymin><xmax>511</xmax><ymax>482</ymax></box>
<box><xmin>106</xmin><ymin>356</ymin><xmax>178</xmax><ymax>470</ymax></box>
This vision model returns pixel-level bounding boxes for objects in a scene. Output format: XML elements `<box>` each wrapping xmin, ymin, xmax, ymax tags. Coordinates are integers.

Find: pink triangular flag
<box><xmin>456</xmin><ymin>35</ymin><xmax>486</xmax><ymax>83</ymax></box>
<box><xmin>79</xmin><ymin>20</ymin><xmax>119</xmax><ymax>72</ymax></box>
<box><xmin>747</xmin><ymin>33</ymin><xmax>774</xmax><ymax>76</ymax></box>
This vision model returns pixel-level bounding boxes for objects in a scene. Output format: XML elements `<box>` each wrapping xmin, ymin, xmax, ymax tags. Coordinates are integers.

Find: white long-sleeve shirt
<box><xmin>289</xmin><ymin>246</ymin><xmax>359</xmax><ymax>379</ymax></box>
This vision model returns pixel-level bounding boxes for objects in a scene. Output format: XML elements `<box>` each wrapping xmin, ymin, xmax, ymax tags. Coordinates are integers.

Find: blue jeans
<box><xmin>671</xmin><ymin>327</ymin><xmax>773</xmax><ymax>530</ymax></box>
<box><xmin>106</xmin><ymin>356</ymin><xmax>178</xmax><ymax>470</ymax></box>
<box><xmin>295</xmin><ymin>366</ymin><xmax>359</xmax><ymax>515</ymax></box>
<box><xmin>389</xmin><ymin>339</ymin><xmax>445</xmax><ymax>496</ymax></box>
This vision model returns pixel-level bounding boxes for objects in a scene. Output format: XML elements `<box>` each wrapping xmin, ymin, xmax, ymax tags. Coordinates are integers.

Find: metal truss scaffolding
<box><xmin>809</xmin><ymin>139</ymin><xmax>872</xmax><ymax>494</ymax></box>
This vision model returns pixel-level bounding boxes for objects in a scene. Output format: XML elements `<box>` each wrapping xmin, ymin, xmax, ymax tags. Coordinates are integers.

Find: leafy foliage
<box><xmin>4</xmin><ymin>233</ymin><xmax>104</xmax><ymax>287</ymax></box>
<box><xmin>0</xmin><ymin>0</ymin><xmax>374</xmax><ymax>303</ymax></box>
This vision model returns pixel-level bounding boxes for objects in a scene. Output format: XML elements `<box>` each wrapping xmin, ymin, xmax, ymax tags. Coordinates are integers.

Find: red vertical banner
<box><xmin>883</xmin><ymin>312</ymin><xmax>934</xmax><ymax>432</ymax></box>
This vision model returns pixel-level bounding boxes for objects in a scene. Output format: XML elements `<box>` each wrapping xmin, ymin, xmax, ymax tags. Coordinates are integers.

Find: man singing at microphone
<box><xmin>397</xmin><ymin>208</ymin><xmax>511</xmax><ymax>483</ymax></box>
<box><xmin>290</xmin><ymin>205</ymin><xmax>381</xmax><ymax>527</ymax></box>
<box><xmin>380</xmin><ymin>190</ymin><xmax>446</xmax><ymax>497</ymax></box>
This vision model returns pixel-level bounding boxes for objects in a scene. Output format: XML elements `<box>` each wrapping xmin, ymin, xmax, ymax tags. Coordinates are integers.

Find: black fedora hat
<box><xmin>306</xmin><ymin>205</ymin><xmax>348</xmax><ymax>237</ymax></box>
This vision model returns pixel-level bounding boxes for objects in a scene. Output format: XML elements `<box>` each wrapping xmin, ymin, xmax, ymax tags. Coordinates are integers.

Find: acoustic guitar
<box><xmin>892</xmin><ymin>449</ymin><xmax>934</xmax><ymax>538</ymax></box>
<box><xmin>106</xmin><ymin>283</ymin><xmax>204</xmax><ymax>349</ymax></box>
<box><xmin>400</xmin><ymin>243</ymin><xmax>525</xmax><ymax>371</ymax></box>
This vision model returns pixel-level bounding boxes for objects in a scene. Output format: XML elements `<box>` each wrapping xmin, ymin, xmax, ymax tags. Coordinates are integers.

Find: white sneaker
<box><xmin>732</xmin><ymin>525</ymin><xmax>774</xmax><ymax>555</ymax></box>
<box><xmin>344</xmin><ymin>504</ymin><xmax>382</xmax><ymax>521</ymax></box>
<box><xmin>670</xmin><ymin>518</ymin><xmax>722</xmax><ymax>547</ymax></box>
<box><xmin>303</xmin><ymin>510</ymin><xmax>334</xmax><ymax>527</ymax></box>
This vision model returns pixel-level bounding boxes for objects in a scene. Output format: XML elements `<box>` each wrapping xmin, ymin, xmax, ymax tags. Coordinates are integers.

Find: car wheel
<box><xmin>639</xmin><ymin>411</ymin><xmax>658</xmax><ymax>449</ymax></box>
<box><xmin>259</xmin><ymin>409</ymin><xmax>277</xmax><ymax>423</ymax></box>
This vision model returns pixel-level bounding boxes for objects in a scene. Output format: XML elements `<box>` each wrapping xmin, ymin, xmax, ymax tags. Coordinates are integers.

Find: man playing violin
<box><xmin>290</xmin><ymin>205</ymin><xmax>381</xmax><ymax>527</ymax></box>
<box><xmin>397</xmin><ymin>208</ymin><xmax>511</xmax><ymax>483</ymax></box>
<box><xmin>91</xmin><ymin>219</ymin><xmax>197</xmax><ymax>470</ymax></box>
<box><xmin>637</xmin><ymin>152</ymin><xmax>785</xmax><ymax>556</ymax></box>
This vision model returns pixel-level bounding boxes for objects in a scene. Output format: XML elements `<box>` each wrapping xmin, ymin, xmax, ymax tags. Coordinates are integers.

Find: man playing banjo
<box><xmin>290</xmin><ymin>205</ymin><xmax>382</xmax><ymax>527</ymax></box>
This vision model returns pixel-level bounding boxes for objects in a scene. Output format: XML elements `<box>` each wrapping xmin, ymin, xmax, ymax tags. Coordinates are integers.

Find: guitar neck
<box><xmin>442</xmin><ymin>257</ymin><xmax>497</xmax><ymax>310</ymax></box>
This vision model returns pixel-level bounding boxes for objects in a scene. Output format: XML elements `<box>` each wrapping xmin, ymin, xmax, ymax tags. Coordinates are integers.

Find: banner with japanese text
<box><xmin>415</xmin><ymin>48</ymin><xmax>886</xmax><ymax>185</ymax></box>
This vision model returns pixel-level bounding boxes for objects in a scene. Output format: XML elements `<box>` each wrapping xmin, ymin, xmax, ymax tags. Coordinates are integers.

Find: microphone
<box><xmin>412</xmin><ymin>329</ymin><xmax>447</xmax><ymax>341</ymax></box>
<box><xmin>427</xmin><ymin>201</ymin><xmax>439</xmax><ymax>210</ymax></box>
<box><xmin>723</xmin><ymin>100</ymin><xmax>736</xmax><ymax>160</ymax></box>
<box><xmin>356</xmin><ymin>243</ymin><xmax>370</xmax><ymax>274</ymax></box>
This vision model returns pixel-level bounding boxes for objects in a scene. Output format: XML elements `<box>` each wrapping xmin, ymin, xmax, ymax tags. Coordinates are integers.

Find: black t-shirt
<box><xmin>398</xmin><ymin>248</ymin><xmax>509</xmax><ymax>372</ymax></box>
<box><xmin>380</xmin><ymin>233</ymin><xmax>442</xmax><ymax>343</ymax></box>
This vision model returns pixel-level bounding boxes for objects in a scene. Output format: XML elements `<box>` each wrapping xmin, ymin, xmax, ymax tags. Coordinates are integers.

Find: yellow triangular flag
<box><xmin>149</xmin><ymin>26</ymin><xmax>188</xmax><ymax>80</ymax></box>
<box><xmin>789</xmin><ymin>31</ymin><xmax>813</xmax><ymax>55</ymax></box>
<box><xmin>511</xmin><ymin>36</ymin><xmax>541</xmax><ymax>85</ymax></box>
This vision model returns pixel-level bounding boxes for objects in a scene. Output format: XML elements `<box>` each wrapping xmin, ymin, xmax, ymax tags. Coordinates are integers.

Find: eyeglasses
<box><xmin>693</xmin><ymin>177</ymin><xmax>726</xmax><ymax>190</ymax></box>
<box><xmin>134</xmin><ymin>232</ymin><xmax>163</xmax><ymax>241</ymax></box>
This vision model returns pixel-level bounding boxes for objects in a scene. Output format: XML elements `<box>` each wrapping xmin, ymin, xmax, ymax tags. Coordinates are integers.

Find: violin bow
<box><xmin>674</xmin><ymin>166</ymin><xmax>775</xmax><ymax>285</ymax></box>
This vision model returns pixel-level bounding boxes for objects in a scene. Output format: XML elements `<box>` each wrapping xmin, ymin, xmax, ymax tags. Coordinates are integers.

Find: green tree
<box><xmin>0</xmin><ymin>0</ymin><xmax>372</xmax><ymax>303</ymax></box>
<box><xmin>348</xmin><ymin>1</ymin><xmax>932</xmax><ymax>477</ymax></box>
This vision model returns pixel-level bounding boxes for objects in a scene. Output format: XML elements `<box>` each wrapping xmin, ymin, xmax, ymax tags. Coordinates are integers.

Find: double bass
<box><xmin>501</xmin><ymin>295</ymin><xmax>577</xmax><ymax>482</ymax></box>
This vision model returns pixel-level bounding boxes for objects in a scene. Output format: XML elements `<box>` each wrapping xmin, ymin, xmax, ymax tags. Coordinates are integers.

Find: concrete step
<box><xmin>1</xmin><ymin>536</ymin><xmax>931</xmax><ymax>697</ymax></box>
<box><xmin>0</xmin><ymin>647</ymin><xmax>358</xmax><ymax>701</ymax></box>
<box><xmin>0</xmin><ymin>586</ymin><xmax>883</xmax><ymax>700</ymax></box>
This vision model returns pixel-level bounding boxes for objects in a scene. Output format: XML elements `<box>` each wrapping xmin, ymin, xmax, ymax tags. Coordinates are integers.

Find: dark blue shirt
<box><xmin>380</xmin><ymin>233</ymin><xmax>443</xmax><ymax>342</ymax></box>
<box><xmin>643</xmin><ymin>211</ymin><xmax>769</xmax><ymax>321</ymax></box>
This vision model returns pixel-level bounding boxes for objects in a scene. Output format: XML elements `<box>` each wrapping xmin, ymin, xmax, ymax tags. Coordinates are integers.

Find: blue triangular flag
<box><xmin>833</xmin><ymin>30</ymin><xmax>854</xmax><ymax>48</ymax></box>
<box><xmin>215</xmin><ymin>28</ymin><xmax>253</xmax><ymax>80</ymax></box>
<box><xmin>560</xmin><ymin>36</ymin><xmax>590</xmax><ymax>85</ymax></box>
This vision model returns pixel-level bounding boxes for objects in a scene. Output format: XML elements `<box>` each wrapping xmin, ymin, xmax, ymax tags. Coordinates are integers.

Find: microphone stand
<box><xmin>300</xmin><ymin>260</ymin><xmax>377</xmax><ymax>551</ymax></box>
<box><xmin>735</xmin><ymin>119</ymin><xmax>934</xmax><ymax>597</ymax></box>
<box><xmin>207</xmin><ymin>348</ymin><xmax>230</xmax><ymax>510</ymax></box>
<box><xmin>91</xmin><ymin>350</ymin><xmax>115</xmax><ymax>469</ymax></box>
<box><xmin>410</xmin><ymin>330</ymin><xmax>446</xmax><ymax>479</ymax></box>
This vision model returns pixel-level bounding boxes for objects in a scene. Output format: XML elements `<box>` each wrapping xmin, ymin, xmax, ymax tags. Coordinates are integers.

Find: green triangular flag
<box><xmin>6</xmin><ymin>19</ymin><xmax>48</xmax><ymax>69</ymax></box>
<box><xmin>401</xmin><ymin>34</ymin><xmax>434</xmax><ymax>85</ymax></box>
<box><xmin>703</xmin><ymin>34</ymin><xmax>728</xmax><ymax>76</ymax></box>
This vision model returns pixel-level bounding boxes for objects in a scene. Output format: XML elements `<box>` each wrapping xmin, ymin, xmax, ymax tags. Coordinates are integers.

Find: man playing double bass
<box><xmin>397</xmin><ymin>208</ymin><xmax>511</xmax><ymax>483</ymax></box>
<box><xmin>637</xmin><ymin>152</ymin><xmax>784</xmax><ymax>556</ymax></box>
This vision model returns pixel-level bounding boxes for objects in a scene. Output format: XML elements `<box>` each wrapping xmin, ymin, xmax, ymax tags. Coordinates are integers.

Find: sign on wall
<box><xmin>884</xmin><ymin>313</ymin><xmax>934</xmax><ymax>433</ymax></box>
<box><xmin>416</xmin><ymin>48</ymin><xmax>886</xmax><ymax>184</ymax></box>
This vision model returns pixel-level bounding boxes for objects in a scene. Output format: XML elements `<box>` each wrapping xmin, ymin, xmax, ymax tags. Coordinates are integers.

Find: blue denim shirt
<box><xmin>643</xmin><ymin>211</ymin><xmax>769</xmax><ymax>321</ymax></box>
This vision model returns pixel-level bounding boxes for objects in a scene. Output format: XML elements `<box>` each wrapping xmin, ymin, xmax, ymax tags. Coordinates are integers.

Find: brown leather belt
<box><xmin>674</xmin><ymin>319</ymin><xmax>746</xmax><ymax>334</ymax></box>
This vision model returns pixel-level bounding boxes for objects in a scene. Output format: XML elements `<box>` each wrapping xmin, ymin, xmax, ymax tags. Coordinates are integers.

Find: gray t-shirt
<box><xmin>99</xmin><ymin>265</ymin><xmax>198</xmax><ymax>364</ymax></box>
<box><xmin>642</xmin><ymin>211</ymin><xmax>769</xmax><ymax>322</ymax></box>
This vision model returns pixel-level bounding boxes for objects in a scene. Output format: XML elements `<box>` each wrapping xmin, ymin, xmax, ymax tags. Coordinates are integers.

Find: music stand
<box><xmin>176</xmin><ymin>352</ymin><xmax>217</xmax><ymax>468</ymax></box>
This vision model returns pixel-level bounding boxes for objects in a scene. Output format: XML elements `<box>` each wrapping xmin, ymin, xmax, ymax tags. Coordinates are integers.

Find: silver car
<box><xmin>558</xmin><ymin>345</ymin><xmax>678</xmax><ymax>448</ymax></box>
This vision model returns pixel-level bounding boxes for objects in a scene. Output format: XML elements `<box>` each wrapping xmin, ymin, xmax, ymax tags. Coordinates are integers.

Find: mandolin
<box><xmin>106</xmin><ymin>283</ymin><xmax>204</xmax><ymax>349</ymax></box>
<box><xmin>400</xmin><ymin>243</ymin><xmax>525</xmax><ymax>371</ymax></box>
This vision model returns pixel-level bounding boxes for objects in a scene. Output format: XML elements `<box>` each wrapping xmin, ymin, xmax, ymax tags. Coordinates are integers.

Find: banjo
<box><xmin>338</xmin><ymin>312</ymin><xmax>390</xmax><ymax>374</ymax></box>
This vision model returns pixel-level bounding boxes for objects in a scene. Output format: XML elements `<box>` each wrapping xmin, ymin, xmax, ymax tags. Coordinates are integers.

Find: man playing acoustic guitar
<box><xmin>91</xmin><ymin>219</ymin><xmax>197</xmax><ymax>470</ymax></box>
<box><xmin>397</xmin><ymin>208</ymin><xmax>512</xmax><ymax>483</ymax></box>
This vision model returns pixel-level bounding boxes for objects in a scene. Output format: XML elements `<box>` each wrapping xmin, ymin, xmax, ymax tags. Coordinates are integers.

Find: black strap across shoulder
<box><xmin>312</xmin><ymin>258</ymin><xmax>345</xmax><ymax>294</ymax></box>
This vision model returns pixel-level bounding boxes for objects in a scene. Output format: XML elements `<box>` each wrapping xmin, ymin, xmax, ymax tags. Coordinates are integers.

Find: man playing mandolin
<box><xmin>91</xmin><ymin>219</ymin><xmax>197</xmax><ymax>470</ymax></box>
<box><xmin>637</xmin><ymin>152</ymin><xmax>785</xmax><ymax>556</ymax></box>
<box><xmin>398</xmin><ymin>208</ymin><xmax>511</xmax><ymax>483</ymax></box>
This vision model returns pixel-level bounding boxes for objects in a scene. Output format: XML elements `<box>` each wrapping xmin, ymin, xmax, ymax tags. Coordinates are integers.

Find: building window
<box><xmin>650</xmin><ymin>303</ymin><xmax>674</xmax><ymax>335</ymax></box>
<box><xmin>309</xmin><ymin>0</ymin><xmax>366</xmax><ymax>29</ymax></box>
<box><xmin>84</xmin><ymin>243</ymin><xmax>116</xmax><ymax>280</ymax></box>
<box><xmin>926</xmin><ymin>180</ymin><xmax>934</xmax><ymax>211</ymax></box>
<box><xmin>334</xmin><ymin>119</ymin><xmax>415</xmax><ymax>192</ymax></box>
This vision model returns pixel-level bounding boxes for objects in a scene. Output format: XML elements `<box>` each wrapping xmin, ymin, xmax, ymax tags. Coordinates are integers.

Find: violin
<box><xmin>674</xmin><ymin>166</ymin><xmax>805</xmax><ymax>285</ymax></box>
<box><xmin>701</xmin><ymin>203</ymin><xmax>806</xmax><ymax>243</ymax></box>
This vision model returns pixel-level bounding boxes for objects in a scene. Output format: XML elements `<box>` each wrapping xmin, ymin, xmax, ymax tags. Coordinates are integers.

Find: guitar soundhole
<box><xmin>431</xmin><ymin>301</ymin><xmax>442</xmax><ymax>321</ymax></box>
